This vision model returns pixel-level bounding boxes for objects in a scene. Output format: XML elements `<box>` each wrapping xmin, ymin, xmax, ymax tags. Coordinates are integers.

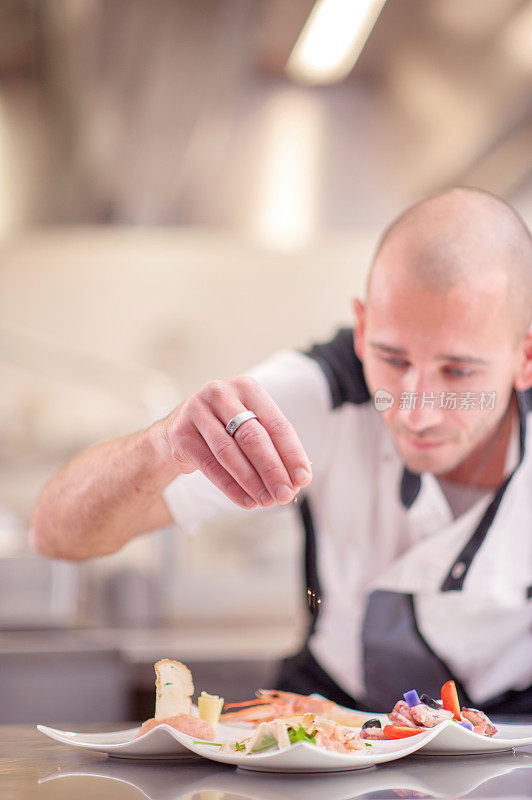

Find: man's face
<box><xmin>354</xmin><ymin>270</ymin><xmax>521</xmax><ymax>476</ymax></box>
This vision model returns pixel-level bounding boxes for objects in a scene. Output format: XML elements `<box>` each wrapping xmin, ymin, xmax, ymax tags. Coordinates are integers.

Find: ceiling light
<box><xmin>286</xmin><ymin>0</ymin><xmax>387</xmax><ymax>86</ymax></box>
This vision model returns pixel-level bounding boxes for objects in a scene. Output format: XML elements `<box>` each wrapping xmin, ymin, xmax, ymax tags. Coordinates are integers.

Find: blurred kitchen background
<box><xmin>0</xmin><ymin>0</ymin><xmax>531</xmax><ymax>724</ymax></box>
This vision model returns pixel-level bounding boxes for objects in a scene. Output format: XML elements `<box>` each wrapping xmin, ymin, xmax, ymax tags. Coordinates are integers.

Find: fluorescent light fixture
<box><xmin>286</xmin><ymin>0</ymin><xmax>387</xmax><ymax>85</ymax></box>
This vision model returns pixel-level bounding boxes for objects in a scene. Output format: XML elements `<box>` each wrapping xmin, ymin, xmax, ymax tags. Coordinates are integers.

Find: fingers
<box><xmin>199</xmin><ymin>378</ymin><xmax>311</xmax><ymax>505</ymax></box>
<box><xmin>189</xmin><ymin>433</ymin><xmax>258</xmax><ymax>510</ymax></box>
<box><xmin>173</xmin><ymin>378</ymin><xmax>313</xmax><ymax>511</ymax></box>
<box><xmin>196</xmin><ymin>383</ymin><xmax>284</xmax><ymax>506</ymax></box>
<box><xmin>194</xmin><ymin>404</ymin><xmax>276</xmax><ymax>507</ymax></box>
<box><xmin>237</xmin><ymin>376</ymin><xmax>312</xmax><ymax>489</ymax></box>
<box><xmin>233</xmin><ymin>413</ymin><xmax>296</xmax><ymax>505</ymax></box>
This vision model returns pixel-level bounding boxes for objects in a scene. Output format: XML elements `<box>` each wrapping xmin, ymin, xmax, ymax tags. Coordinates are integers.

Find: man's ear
<box><xmin>514</xmin><ymin>325</ymin><xmax>532</xmax><ymax>391</ymax></box>
<box><xmin>352</xmin><ymin>297</ymin><xmax>366</xmax><ymax>362</ymax></box>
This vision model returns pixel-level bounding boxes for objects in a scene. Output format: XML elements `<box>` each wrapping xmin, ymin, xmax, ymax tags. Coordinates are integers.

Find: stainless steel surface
<box><xmin>0</xmin><ymin>627</ymin><xmax>293</xmax><ymax>723</ymax></box>
<box><xmin>0</xmin><ymin>557</ymin><xmax>79</xmax><ymax>629</ymax></box>
<box><xmin>2</xmin><ymin>722</ymin><xmax>532</xmax><ymax>800</ymax></box>
<box><xmin>0</xmin><ymin>649</ymin><xmax>128</xmax><ymax>725</ymax></box>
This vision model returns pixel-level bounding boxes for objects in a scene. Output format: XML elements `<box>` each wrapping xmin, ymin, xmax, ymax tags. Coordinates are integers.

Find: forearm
<box><xmin>29</xmin><ymin>421</ymin><xmax>179</xmax><ymax>561</ymax></box>
<box><xmin>29</xmin><ymin>373</ymin><xmax>312</xmax><ymax>561</ymax></box>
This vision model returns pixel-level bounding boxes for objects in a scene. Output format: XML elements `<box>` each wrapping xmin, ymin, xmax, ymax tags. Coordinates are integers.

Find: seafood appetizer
<box><xmin>202</xmin><ymin>713</ymin><xmax>370</xmax><ymax>755</ymax></box>
<box><xmin>136</xmin><ymin>662</ymin><xmax>372</xmax><ymax>758</ymax></box>
<box><xmin>360</xmin><ymin>680</ymin><xmax>497</xmax><ymax>741</ymax></box>
<box><xmin>220</xmin><ymin>689</ymin><xmax>367</xmax><ymax>727</ymax></box>
<box><xmin>136</xmin><ymin>659</ymin><xmax>223</xmax><ymax>741</ymax></box>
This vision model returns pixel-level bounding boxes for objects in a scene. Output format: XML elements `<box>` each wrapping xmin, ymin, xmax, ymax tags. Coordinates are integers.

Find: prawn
<box><xmin>220</xmin><ymin>689</ymin><xmax>367</xmax><ymax>727</ymax></box>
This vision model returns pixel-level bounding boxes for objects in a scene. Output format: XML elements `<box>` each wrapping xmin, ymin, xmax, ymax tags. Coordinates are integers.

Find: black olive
<box><xmin>420</xmin><ymin>693</ymin><xmax>441</xmax><ymax>709</ymax></box>
<box><xmin>362</xmin><ymin>718</ymin><xmax>382</xmax><ymax>729</ymax></box>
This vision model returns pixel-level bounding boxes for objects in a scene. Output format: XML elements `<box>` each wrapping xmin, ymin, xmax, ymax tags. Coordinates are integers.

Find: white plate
<box><xmin>181</xmin><ymin>721</ymin><xmax>532</xmax><ymax>772</ymax></box>
<box><xmin>36</xmin><ymin>718</ymin><xmax>532</xmax><ymax>771</ymax></box>
<box><xmin>347</xmin><ymin>715</ymin><xmax>532</xmax><ymax>756</ymax></box>
<box><xmin>36</xmin><ymin>721</ymin><xmax>242</xmax><ymax>761</ymax></box>
<box><xmin>36</xmin><ymin>720</ymin><xmax>429</xmax><ymax>772</ymax></box>
<box><xmin>176</xmin><ymin>727</ymin><xmax>447</xmax><ymax>773</ymax></box>
<box><xmin>407</xmin><ymin>720</ymin><xmax>532</xmax><ymax>755</ymax></box>
<box><xmin>310</xmin><ymin>698</ymin><xmax>532</xmax><ymax>756</ymax></box>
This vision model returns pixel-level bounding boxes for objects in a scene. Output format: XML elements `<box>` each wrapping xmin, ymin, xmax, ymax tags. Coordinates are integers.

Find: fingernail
<box><xmin>243</xmin><ymin>496</ymin><xmax>256</xmax><ymax>508</ymax></box>
<box><xmin>259</xmin><ymin>489</ymin><xmax>274</xmax><ymax>506</ymax></box>
<box><xmin>294</xmin><ymin>467</ymin><xmax>311</xmax><ymax>485</ymax></box>
<box><xmin>275</xmin><ymin>484</ymin><xmax>293</xmax><ymax>503</ymax></box>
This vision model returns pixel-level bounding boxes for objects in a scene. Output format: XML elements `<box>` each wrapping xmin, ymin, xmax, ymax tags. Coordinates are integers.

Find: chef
<box><xmin>30</xmin><ymin>187</ymin><xmax>532</xmax><ymax>713</ymax></box>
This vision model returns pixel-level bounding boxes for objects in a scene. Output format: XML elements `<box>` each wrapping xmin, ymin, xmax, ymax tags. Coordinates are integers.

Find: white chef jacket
<box><xmin>163</xmin><ymin>329</ymin><xmax>532</xmax><ymax>713</ymax></box>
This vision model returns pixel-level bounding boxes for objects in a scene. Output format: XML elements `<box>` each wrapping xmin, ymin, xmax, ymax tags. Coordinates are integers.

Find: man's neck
<box><xmin>439</xmin><ymin>393</ymin><xmax>518</xmax><ymax>489</ymax></box>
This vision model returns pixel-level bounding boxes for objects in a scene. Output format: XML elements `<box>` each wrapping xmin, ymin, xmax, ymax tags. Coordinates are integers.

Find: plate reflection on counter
<box><xmin>39</xmin><ymin>749</ymin><xmax>532</xmax><ymax>800</ymax></box>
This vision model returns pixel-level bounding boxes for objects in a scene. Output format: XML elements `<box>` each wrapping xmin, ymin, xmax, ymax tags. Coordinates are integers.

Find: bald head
<box><xmin>369</xmin><ymin>187</ymin><xmax>532</xmax><ymax>340</ymax></box>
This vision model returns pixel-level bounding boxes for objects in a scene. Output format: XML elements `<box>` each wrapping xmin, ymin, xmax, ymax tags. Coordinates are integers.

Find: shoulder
<box><xmin>242</xmin><ymin>331</ymin><xmax>371</xmax><ymax>478</ymax></box>
<box><xmin>303</xmin><ymin>327</ymin><xmax>371</xmax><ymax>409</ymax></box>
<box><xmin>245</xmin><ymin>328</ymin><xmax>371</xmax><ymax>413</ymax></box>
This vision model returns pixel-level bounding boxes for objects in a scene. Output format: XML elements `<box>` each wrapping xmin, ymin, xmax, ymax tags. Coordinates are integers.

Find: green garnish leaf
<box><xmin>365</xmin><ymin>742</ymin><xmax>372</xmax><ymax>747</ymax></box>
<box><xmin>287</xmin><ymin>724</ymin><xmax>317</xmax><ymax>745</ymax></box>
<box><xmin>193</xmin><ymin>740</ymin><xmax>222</xmax><ymax>746</ymax></box>
<box><xmin>235</xmin><ymin>742</ymin><xmax>246</xmax><ymax>751</ymax></box>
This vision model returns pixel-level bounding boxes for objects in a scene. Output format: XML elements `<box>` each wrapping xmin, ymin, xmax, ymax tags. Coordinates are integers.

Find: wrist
<box><xmin>145</xmin><ymin>416</ymin><xmax>185</xmax><ymax>484</ymax></box>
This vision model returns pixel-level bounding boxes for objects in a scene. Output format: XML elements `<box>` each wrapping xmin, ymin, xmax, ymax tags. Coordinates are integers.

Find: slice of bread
<box><xmin>154</xmin><ymin>659</ymin><xmax>194</xmax><ymax>720</ymax></box>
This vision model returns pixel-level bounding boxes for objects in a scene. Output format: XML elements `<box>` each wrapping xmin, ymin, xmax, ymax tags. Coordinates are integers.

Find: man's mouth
<box><xmin>401</xmin><ymin>433</ymin><xmax>448</xmax><ymax>451</ymax></box>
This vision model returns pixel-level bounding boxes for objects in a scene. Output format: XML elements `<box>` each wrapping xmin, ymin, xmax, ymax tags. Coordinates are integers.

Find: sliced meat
<box><xmin>360</xmin><ymin>727</ymin><xmax>386</xmax><ymax>740</ymax></box>
<box><xmin>314</xmin><ymin>726</ymin><xmax>364</xmax><ymax>752</ymax></box>
<box><xmin>136</xmin><ymin>713</ymin><xmax>215</xmax><ymax>740</ymax></box>
<box><xmin>410</xmin><ymin>703</ymin><xmax>454</xmax><ymax>727</ymax></box>
<box><xmin>310</xmin><ymin>716</ymin><xmax>365</xmax><ymax>752</ymax></box>
<box><xmin>342</xmin><ymin>731</ymin><xmax>365</xmax><ymax>751</ymax></box>
<box><xmin>240</xmin><ymin>718</ymin><xmax>293</xmax><ymax>754</ymax></box>
<box><xmin>389</xmin><ymin>700</ymin><xmax>418</xmax><ymax>728</ymax></box>
<box><xmin>137</xmin><ymin>718</ymin><xmax>161</xmax><ymax>737</ymax></box>
<box><xmin>461</xmin><ymin>708</ymin><xmax>497</xmax><ymax>737</ymax></box>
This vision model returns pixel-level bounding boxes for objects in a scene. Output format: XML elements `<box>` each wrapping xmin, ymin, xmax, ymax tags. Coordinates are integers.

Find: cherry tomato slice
<box><xmin>383</xmin><ymin>725</ymin><xmax>426</xmax><ymax>739</ymax></box>
<box><xmin>441</xmin><ymin>680</ymin><xmax>461</xmax><ymax>721</ymax></box>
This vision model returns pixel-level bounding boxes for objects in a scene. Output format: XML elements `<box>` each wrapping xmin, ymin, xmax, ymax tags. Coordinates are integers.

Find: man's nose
<box><xmin>397</xmin><ymin>371</ymin><xmax>445</xmax><ymax>431</ymax></box>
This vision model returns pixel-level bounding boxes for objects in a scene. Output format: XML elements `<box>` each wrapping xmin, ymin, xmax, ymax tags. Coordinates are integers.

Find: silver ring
<box><xmin>226</xmin><ymin>410</ymin><xmax>258</xmax><ymax>437</ymax></box>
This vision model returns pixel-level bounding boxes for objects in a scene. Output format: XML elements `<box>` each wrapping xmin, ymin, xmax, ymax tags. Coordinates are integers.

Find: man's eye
<box><xmin>383</xmin><ymin>357</ymin><xmax>409</xmax><ymax>368</ymax></box>
<box><xmin>444</xmin><ymin>366</ymin><xmax>474</xmax><ymax>378</ymax></box>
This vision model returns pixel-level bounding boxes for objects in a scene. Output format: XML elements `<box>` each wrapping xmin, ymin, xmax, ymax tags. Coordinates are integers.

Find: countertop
<box><xmin>2</xmin><ymin>722</ymin><xmax>532</xmax><ymax>800</ymax></box>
